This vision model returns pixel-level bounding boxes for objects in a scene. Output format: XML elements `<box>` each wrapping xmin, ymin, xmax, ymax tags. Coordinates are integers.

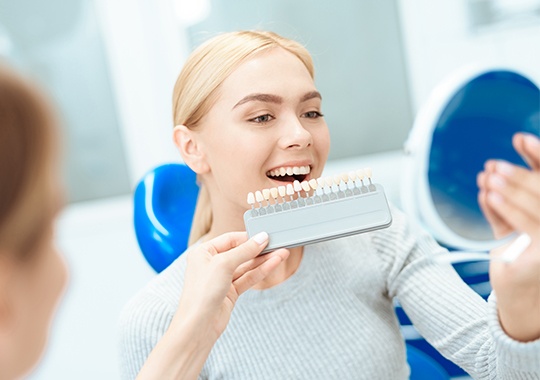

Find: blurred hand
<box><xmin>477</xmin><ymin>132</ymin><xmax>540</xmax><ymax>341</ymax></box>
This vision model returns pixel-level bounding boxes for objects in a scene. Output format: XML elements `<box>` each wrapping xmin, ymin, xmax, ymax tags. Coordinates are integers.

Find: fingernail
<box><xmin>252</xmin><ymin>231</ymin><xmax>269</xmax><ymax>245</ymax></box>
<box><xmin>525</xmin><ymin>134</ymin><xmax>540</xmax><ymax>150</ymax></box>
<box><xmin>488</xmin><ymin>174</ymin><xmax>506</xmax><ymax>189</ymax></box>
<box><xmin>496</xmin><ymin>161</ymin><xmax>514</xmax><ymax>176</ymax></box>
<box><xmin>488</xmin><ymin>191</ymin><xmax>503</xmax><ymax>205</ymax></box>
<box><xmin>477</xmin><ymin>171</ymin><xmax>486</xmax><ymax>187</ymax></box>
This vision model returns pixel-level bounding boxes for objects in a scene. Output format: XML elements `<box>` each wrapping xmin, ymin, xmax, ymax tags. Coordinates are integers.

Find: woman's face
<box><xmin>197</xmin><ymin>47</ymin><xmax>331</xmax><ymax>219</ymax></box>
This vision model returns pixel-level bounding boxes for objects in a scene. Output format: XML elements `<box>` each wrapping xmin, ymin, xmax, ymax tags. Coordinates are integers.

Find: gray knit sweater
<box><xmin>118</xmin><ymin>208</ymin><xmax>540</xmax><ymax>379</ymax></box>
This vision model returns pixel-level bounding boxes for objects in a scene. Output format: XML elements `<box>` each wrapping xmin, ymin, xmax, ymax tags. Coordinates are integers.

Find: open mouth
<box><xmin>266</xmin><ymin>165</ymin><xmax>310</xmax><ymax>183</ymax></box>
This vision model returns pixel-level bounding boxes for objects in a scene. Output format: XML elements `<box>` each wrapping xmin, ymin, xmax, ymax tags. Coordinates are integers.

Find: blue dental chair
<box><xmin>133</xmin><ymin>163</ymin><xmax>199</xmax><ymax>273</ymax></box>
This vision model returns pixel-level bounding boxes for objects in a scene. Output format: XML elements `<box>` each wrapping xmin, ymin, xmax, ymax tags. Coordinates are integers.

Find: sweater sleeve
<box><xmin>373</xmin><ymin>206</ymin><xmax>540</xmax><ymax>379</ymax></box>
<box><xmin>117</xmin><ymin>257</ymin><xmax>187</xmax><ymax>380</ymax></box>
<box><xmin>118</xmin><ymin>291</ymin><xmax>175</xmax><ymax>380</ymax></box>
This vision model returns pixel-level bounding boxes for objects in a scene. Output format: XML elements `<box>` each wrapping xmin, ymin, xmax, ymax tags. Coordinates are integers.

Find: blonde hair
<box><xmin>173</xmin><ymin>30</ymin><xmax>314</xmax><ymax>245</ymax></box>
<box><xmin>0</xmin><ymin>64</ymin><xmax>59</xmax><ymax>260</ymax></box>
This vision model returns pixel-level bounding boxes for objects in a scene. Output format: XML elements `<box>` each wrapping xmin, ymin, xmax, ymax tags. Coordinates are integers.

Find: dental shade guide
<box><xmin>244</xmin><ymin>168</ymin><xmax>393</xmax><ymax>254</ymax></box>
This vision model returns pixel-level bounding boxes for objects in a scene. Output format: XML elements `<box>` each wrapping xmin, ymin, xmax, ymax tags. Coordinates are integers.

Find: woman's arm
<box><xmin>136</xmin><ymin>231</ymin><xmax>289</xmax><ymax>380</ymax></box>
<box><xmin>478</xmin><ymin>132</ymin><xmax>540</xmax><ymax>342</ymax></box>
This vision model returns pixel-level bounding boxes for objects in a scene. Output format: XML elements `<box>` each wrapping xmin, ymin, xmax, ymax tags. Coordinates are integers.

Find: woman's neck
<box><xmin>252</xmin><ymin>246</ymin><xmax>303</xmax><ymax>290</ymax></box>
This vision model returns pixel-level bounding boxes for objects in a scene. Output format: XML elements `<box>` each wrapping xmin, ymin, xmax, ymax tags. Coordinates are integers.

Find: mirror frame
<box><xmin>401</xmin><ymin>64</ymin><xmax>539</xmax><ymax>251</ymax></box>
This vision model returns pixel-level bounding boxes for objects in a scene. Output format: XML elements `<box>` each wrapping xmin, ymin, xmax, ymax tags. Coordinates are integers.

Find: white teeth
<box><xmin>293</xmin><ymin>180</ymin><xmax>302</xmax><ymax>192</ymax></box>
<box><xmin>266</xmin><ymin>165</ymin><xmax>311</xmax><ymax>177</ymax></box>
<box><xmin>278</xmin><ymin>185</ymin><xmax>286</xmax><ymax>197</ymax></box>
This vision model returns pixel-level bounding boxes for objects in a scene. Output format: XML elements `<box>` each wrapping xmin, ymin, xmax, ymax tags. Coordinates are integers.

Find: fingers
<box><xmin>479</xmin><ymin>159</ymin><xmax>540</xmax><ymax>236</ymax></box>
<box><xmin>513</xmin><ymin>133</ymin><xmax>540</xmax><ymax>171</ymax></box>
<box><xmin>477</xmin><ymin>187</ymin><xmax>513</xmax><ymax>238</ymax></box>
<box><xmin>233</xmin><ymin>249</ymin><xmax>290</xmax><ymax>295</ymax></box>
<box><xmin>200</xmin><ymin>231</ymin><xmax>250</xmax><ymax>255</ymax></box>
<box><xmin>217</xmin><ymin>232</ymin><xmax>271</xmax><ymax>270</ymax></box>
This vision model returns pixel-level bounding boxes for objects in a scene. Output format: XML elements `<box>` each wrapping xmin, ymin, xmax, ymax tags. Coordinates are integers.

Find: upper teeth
<box><xmin>267</xmin><ymin>165</ymin><xmax>310</xmax><ymax>177</ymax></box>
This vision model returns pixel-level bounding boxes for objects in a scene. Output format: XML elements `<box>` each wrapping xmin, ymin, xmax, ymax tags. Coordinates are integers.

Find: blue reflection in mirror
<box><xmin>429</xmin><ymin>71</ymin><xmax>540</xmax><ymax>242</ymax></box>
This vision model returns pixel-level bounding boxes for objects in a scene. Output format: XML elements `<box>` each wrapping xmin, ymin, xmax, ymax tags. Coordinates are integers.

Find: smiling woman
<box><xmin>119</xmin><ymin>30</ymin><xmax>540</xmax><ymax>380</ymax></box>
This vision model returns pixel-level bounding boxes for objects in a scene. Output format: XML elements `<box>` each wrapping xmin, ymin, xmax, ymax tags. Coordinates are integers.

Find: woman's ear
<box><xmin>173</xmin><ymin>125</ymin><xmax>210</xmax><ymax>174</ymax></box>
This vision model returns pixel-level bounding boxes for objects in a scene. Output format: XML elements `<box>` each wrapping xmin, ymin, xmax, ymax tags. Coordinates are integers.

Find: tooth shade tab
<box><xmin>286</xmin><ymin>184</ymin><xmax>295</xmax><ymax>195</ymax></box>
<box><xmin>325</xmin><ymin>176</ymin><xmax>333</xmax><ymax>187</ymax></box>
<box><xmin>293</xmin><ymin>180</ymin><xmax>302</xmax><ymax>192</ymax></box>
<box><xmin>262</xmin><ymin>188</ymin><xmax>271</xmax><ymax>201</ymax></box>
<box><xmin>309</xmin><ymin>179</ymin><xmax>318</xmax><ymax>189</ymax></box>
<box><xmin>317</xmin><ymin>178</ymin><xmax>325</xmax><ymax>187</ymax></box>
<box><xmin>341</xmin><ymin>173</ymin><xmax>349</xmax><ymax>183</ymax></box>
<box><xmin>301</xmin><ymin>181</ymin><xmax>311</xmax><ymax>192</ymax></box>
<box><xmin>364</xmin><ymin>167</ymin><xmax>372</xmax><ymax>178</ymax></box>
<box><xmin>356</xmin><ymin>169</ymin><xmax>365</xmax><ymax>180</ymax></box>
<box><xmin>348</xmin><ymin>171</ymin><xmax>356</xmax><ymax>182</ymax></box>
<box><xmin>247</xmin><ymin>192</ymin><xmax>255</xmax><ymax>205</ymax></box>
<box><xmin>270</xmin><ymin>187</ymin><xmax>279</xmax><ymax>199</ymax></box>
<box><xmin>255</xmin><ymin>191</ymin><xmax>264</xmax><ymax>203</ymax></box>
<box><xmin>278</xmin><ymin>186</ymin><xmax>286</xmax><ymax>197</ymax></box>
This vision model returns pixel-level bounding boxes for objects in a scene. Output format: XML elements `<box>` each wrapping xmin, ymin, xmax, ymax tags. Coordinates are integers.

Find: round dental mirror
<box><xmin>402</xmin><ymin>65</ymin><xmax>540</xmax><ymax>251</ymax></box>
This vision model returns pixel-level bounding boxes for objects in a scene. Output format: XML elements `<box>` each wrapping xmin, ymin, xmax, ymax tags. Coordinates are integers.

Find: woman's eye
<box><xmin>303</xmin><ymin>111</ymin><xmax>324</xmax><ymax>119</ymax></box>
<box><xmin>249</xmin><ymin>114</ymin><xmax>275</xmax><ymax>123</ymax></box>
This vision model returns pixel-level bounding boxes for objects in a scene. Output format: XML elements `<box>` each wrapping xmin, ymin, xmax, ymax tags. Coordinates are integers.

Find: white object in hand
<box><xmin>499</xmin><ymin>233</ymin><xmax>531</xmax><ymax>263</ymax></box>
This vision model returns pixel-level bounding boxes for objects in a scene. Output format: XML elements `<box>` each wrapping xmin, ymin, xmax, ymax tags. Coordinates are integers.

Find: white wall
<box><xmin>397</xmin><ymin>0</ymin><xmax>540</xmax><ymax>113</ymax></box>
<box><xmin>94</xmin><ymin>0</ymin><xmax>188</xmax><ymax>186</ymax></box>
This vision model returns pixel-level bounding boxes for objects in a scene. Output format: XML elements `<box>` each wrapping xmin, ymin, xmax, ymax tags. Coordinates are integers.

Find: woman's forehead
<box><xmin>218</xmin><ymin>49</ymin><xmax>317</xmax><ymax>106</ymax></box>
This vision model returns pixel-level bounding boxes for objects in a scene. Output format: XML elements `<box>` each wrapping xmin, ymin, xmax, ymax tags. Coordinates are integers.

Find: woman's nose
<box><xmin>280</xmin><ymin>117</ymin><xmax>312</xmax><ymax>149</ymax></box>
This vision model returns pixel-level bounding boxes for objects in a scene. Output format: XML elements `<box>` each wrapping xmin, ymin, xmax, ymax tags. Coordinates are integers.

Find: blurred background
<box><xmin>0</xmin><ymin>0</ymin><xmax>539</xmax><ymax>378</ymax></box>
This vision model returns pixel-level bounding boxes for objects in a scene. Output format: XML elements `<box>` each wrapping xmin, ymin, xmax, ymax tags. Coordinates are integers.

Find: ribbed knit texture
<box><xmin>118</xmin><ymin>207</ymin><xmax>540</xmax><ymax>379</ymax></box>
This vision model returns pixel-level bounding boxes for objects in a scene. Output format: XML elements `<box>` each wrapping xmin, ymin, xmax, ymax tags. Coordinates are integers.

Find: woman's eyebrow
<box><xmin>232</xmin><ymin>93</ymin><xmax>283</xmax><ymax>109</ymax></box>
<box><xmin>300</xmin><ymin>91</ymin><xmax>322</xmax><ymax>102</ymax></box>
